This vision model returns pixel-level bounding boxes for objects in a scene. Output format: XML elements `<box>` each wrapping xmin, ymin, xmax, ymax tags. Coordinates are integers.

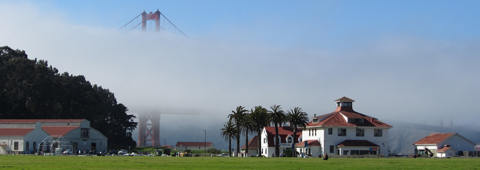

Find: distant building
<box><xmin>175</xmin><ymin>142</ymin><xmax>214</xmax><ymax>151</ymax></box>
<box><xmin>298</xmin><ymin>97</ymin><xmax>392</xmax><ymax>157</ymax></box>
<box><xmin>0</xmin><ymin>119</ymin><xmax>107</xmax><ymax>155</ymax></box>
<box><xmin>244</xmin><ymin>97</ymin><xmax>392</xmax><ymax>157</ymax></box>
<box><xmin>161</xmin><ymin>145</ymin><xmax>174</xmax><ymax>149</ymax></box>
<box><xmin>414</xmin><ymin>133</ymin><xmax>476</xmax><ymax>158</ymax></box>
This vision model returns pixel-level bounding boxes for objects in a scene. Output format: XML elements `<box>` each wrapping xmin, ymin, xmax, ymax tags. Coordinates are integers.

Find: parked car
<box><xmin>118</xmin><ymin>150</ymin><xmax>128</xmax><ymax>155</ymax></box>
<box><xmin>216</xmin><ymin>153</ymin><xmax>229</xmax><ymax>157</ymax></box>
<box><xmin>63</xmin><ymin>149</ymin><xmax>73</xmax><ymax>155</ymax></box>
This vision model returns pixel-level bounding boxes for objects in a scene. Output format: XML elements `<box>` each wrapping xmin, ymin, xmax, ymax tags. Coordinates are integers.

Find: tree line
<box><xmin>0</xmin><ymin>46</ymin><xmax>137</xmax><ymax>149</ymax></box>
<box><xmin>221</xmin><ymin>105</ymin><xmax>309</xmax><ymax>157</ymax></box>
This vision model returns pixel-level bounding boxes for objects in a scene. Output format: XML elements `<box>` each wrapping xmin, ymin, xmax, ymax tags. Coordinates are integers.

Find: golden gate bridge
<box><xmin>119</xmin><ymin>9</ymin><xmax>186</xmax><ymax>37</ymax></box>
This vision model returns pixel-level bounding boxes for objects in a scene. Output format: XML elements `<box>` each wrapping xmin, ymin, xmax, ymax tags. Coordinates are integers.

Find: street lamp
<box><xmin>203</xmin><ymin>130</ymin><xmax>206</xmax><ymax>157</ymax></box>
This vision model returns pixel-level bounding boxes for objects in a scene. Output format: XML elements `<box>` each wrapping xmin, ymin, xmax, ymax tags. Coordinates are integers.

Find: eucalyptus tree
<box><xmin>250</xmin><ymin>106</ymin><xmax>270</xmax><ymax>156</ymax></box>
<box><xmin>221</xmin><ymin>119</ymin><xmax>237</xmax><ymax>157</ymax></box>
<box><xmin>287</xmin><ymin>107</ymin><xmax>309</xmax><ymax>157</ymax></box>
<box><xmin>270</xmin><ymin>105</ymin><xmax>287</xmax><ymax>157</ymax></box>
<box><xmin>229</xmin><ymin>106</ymin><xmax>248</xmax><ymax>157</ymax></box>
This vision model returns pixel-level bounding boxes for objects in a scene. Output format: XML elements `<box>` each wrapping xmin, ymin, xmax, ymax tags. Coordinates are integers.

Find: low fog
<box><xmin>1</xmin><ymin>2</ymin><xmax>480</xmax><ymax>150</ymax></box>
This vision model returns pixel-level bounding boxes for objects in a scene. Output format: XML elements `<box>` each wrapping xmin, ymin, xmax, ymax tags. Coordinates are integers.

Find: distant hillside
<box><xmin>388</xmin><ymin>121</ymin><xmax>480</xmax><ymax>155</ymax></box>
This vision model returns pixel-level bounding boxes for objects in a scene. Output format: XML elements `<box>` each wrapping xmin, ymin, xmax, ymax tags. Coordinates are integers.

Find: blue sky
<box><xmin>1</xmin><ymin>0</ymin><xmax>480</xmax><ymax>147</ymax></box>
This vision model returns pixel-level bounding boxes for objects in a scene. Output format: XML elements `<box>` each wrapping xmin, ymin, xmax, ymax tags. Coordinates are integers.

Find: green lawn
<box><xmin>0</xmin><ymin>156</ymin><xmax>479</xmax><ymax>170</ymax></box>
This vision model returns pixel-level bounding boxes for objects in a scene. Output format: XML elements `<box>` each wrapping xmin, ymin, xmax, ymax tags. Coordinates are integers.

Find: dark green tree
<box><xmin>221</xmin><ymin>119</ymin><xmax>237</xmax><ymax>157</ymax></box>
<box><xmin>228</xmin><ymin>106</ymin><xmax>248</xmax><ymax>157</ymax></box>
<box><xmin>0</xmin><ymin>46</ymin><xmax>137</xmax><ymax>149</ymax></box>
<box><xmin>287</xmin><ymin>107</ymin><xmax>309</xmax><ymax>157</ymax></box>
<box><xmin>270</xmin><ymin>105</ymin><xmax>286</xmax><ymax>157</ymax></box>
<box><xmin>250</xmin><ymin>106</ymin><xmax>270</xmax><ymax>156</ymax></box>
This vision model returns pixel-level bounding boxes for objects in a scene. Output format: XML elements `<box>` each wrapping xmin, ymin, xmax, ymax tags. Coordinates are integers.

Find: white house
<box><xmin>297</xmin><ymin>97</ymin><xmax>392</xmax><ymax>157</ymax></box>
<box><xmin>259</xmin><ymin>126</ymin><xmax>302</xmax><ymax>157</ymax></box>
<box><xmin>175</xmin><ymin>142</ymin><xmax>214</xmax><ymax>151</ymax></box>
<box><xmin>414</xmin><ymin>133</ymin><xmax>476</xmax><ymax>158</ymax></box>
<box><xmin>0</xmin><ymin>119</ymin><xmax>108</xmax><ymax>155</ymax></box>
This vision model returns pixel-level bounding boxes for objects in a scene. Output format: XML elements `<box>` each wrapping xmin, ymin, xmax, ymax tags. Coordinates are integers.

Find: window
<box><xmin>343</xmin><ymin>150</ymin><xmax>349</xmax><ymax>155</ymax></box>
<box><xmin>287</xmin><ymin>137</ymin><xmax>292</xmax><ymax>143</ymax></box>
<box><xmin>338</xmin><ymin>128</ymin><xmax>346</xmax><ymax>136</ymax></box>
<box><xmin>348</xmin><ymin>118</ymin><xmax>364</xmax><ymax>123</ymax></box>
<box><xmin>328</xmin><ymin>128</ymin><xmax>332</xmax><ymax>135</ymax></box>
<box><xmin>81</xmin><ymin>128</ymin><xmax>90</xmax><ymax>138</ymax></box>
<box><xmin>374</xmin><ymin>129</ymin><xmax>383</xmax><ymax>137</ymax></box>
<box><xmin>315</xmin><ymin>129</ymin><xmax>317</xmax><ymax>136</ymax></box>
<box><xmin>14</xmin><ymin>142</ymin><xmax>18</xmax><ymax>150</ymax></box>
<box><xmin>329</xmin><ymin>145</ymin><xmax>334</xmax><ymax>153</ymax></box>
<box><xmin>309</xmin><ymin>129</ymin><xmax>311</xmax><ymax>136</ymax></box>
<box><xmin>33</xmin><ymin>142</ymin><xmax>36</xmax><ymax>151</ymax></box>
<box><xmin>356</xmin><ymin>128</ymin><xmax>364</xmax><ymax>137</ymax></box>
<box><xmin>199</xmin><ymin>147</ymin><xmax>201</xmax><ymax>149</ymax></box>
<box><xmin>263</xmin><ymin>138</ymin><xmax>266</xmax><ymax>143</ymax></box>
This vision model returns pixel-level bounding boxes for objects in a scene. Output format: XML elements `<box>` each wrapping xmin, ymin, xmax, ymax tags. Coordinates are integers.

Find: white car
<box><xmin>216</xmin><ymin>153</ymin><xmax>229</xmax><ymax>157</ymax></box>
<box><xmin>63</xmin><ymin>149</ymin><xmax>73</xmax><ymax>155</ymax></box>
<box><xmin>118</xmin><ymin>150</ymin><xmax>128</xmax><ymax>155</ymax></box>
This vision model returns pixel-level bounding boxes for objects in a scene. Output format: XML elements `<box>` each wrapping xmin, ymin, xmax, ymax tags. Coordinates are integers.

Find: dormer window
<box><xmin>312</xmin><ymin>117</ymin><xmax>318</xmax><ymax>123</ymax></box>
<box><xmin>287</xmin><ymin>136</ymin><xmax>293</xmax><ymax>143</ymax></box>
<box><xmin>348</xmin><ymin>118</ymin><xmax>364</xmax><ymax>123</ymax></box>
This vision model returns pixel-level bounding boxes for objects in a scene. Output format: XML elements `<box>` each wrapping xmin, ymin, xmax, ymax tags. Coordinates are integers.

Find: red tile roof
<box><xmin>306</xmin><ymin>107</ymin><xmax>391</xmax><ymax>128</ymax></box>
<box><xmin>175</xmin><ymin>142</ymin><xmax>213</xmax><ymax>147</ymax></box>
<box><xmin>335</xmin><ymin>96</ymin><xmax>355</xmax><ymax>102</ymax></box>
<box><xmin>0</xmin><ymin>119</ymin><xmax>84</xmax><ymax>123</ymax></box>
<box><xmin>42</xmin><ymin>127</ymin><xmax>79</xmax><ymax>138</ymax></box>
<box><xmin>337</xmin><ymin>140</ymin><xmax>379</xmax><ymax>147</ymax></box>
<box><xmin>241</xmin><ymin>136</ymin><xmax>259</xmax><ymax>150</ymax></box>
<box><xmin>414</xmin><ymin>133</ymin><xmax>456</xmax><ymax>145</ymax></box>
<box><xmin>296</xmin><ymin>140</ymin><xmax>321</xmax><ymax>147</ymax></box>
<box><xmin>0</xmin><ymin>128</ymin><xmax>34</xmax><ymax>136</ymax></box>
<box><xmin>264</xmin><ymin>126</ymin><xmax>302</xmax><ymax>147</ymax></box>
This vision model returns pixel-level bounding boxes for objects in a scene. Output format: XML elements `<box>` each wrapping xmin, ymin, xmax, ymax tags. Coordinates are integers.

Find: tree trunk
<box><xmin>236</xmin><ymin>125</ymin><xmax>240</xmax><ymax>157</ymax></box>
<box><xmin>275</xmin><ymin>122</ymin><xmax>279</xmax><ymax>157</ymax></box>
<box><xmin>257</xmin><ymin>127</ymin><xmax>262</xmax><ymax>157</ymax></box>
<box><xmin>245</xmin><ymin>128</ymin><xmax>249</xmax><ymax>157</ymax></box>
<box><xmin>228</xmin><ymin>136</ymin><xmax>232</xmax><ymax>157</ymax></box>
<box><xmin>292</xmin><ymin>126</ymin><xmax>297</xmax><ymax>157</ymax></box>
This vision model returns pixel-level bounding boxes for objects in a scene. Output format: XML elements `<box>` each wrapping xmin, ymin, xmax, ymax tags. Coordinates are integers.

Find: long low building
<box><xmin>0</xmin><ymin>119</ymin><xmax>107</xmax><ymax>155</ymax></box>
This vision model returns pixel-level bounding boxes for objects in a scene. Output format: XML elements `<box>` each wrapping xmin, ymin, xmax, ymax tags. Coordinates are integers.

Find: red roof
<box><xmin>241</xmin><ymin>136</ymin><xmax>259</xmax><ymax>150</ymax></box>
<box><xmin>0</xmin><ymin>128</ymin><xmax>34</xmax><ymax>136</ymax></box>
<box><xmin>0</xmin><ymin>119</ymin><xmax>84</xmax><ymax>123</ymax></box>
<box><xmin>42</xmin><ymin>127</ymin><xmax>79</xmax><ymax>138</ymax></box>
<box><xmin>337</xmin><ymin>140</ymin><xmax>379</xmax><ymax>147</ymax></box>
<box><xmin>296</xmin><ymin>140</ymin><xmax>321</xmax><ymax>147</ymax></box>
<box><xmin>175</xmin><ymin>142</ymin><xmax>213</xmax><ymax>147</ymax></box>
<box><xmin>414</xmin><ymin>133</ymin><xmax>456</xmax><ymax>145</ymax></box>
<box><xmin>306</xmin><ymin>106</ymin><xmax>391</xmax><ymax>128</ymax></box>
<box><xmin>264</xmin><ymin>126</ymin><xmax>302</xmax><ymax>147</ymax></box>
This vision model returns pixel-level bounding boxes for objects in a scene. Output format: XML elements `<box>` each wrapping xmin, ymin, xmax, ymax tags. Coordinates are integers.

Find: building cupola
<box><xmin>335</xmin><ymin>96</ymin><xmax>355</xmax><ymax>111</ymax></box>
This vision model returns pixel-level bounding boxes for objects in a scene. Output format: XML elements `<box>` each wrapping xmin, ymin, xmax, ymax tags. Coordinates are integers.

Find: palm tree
<box><xmin>250</xmin><ymin>106</ymin><xmax>270</xmax><ymax>156</ymax></box>
<box><xmin>270</xmin><ymin>105</ymin><xmax>286</xmax><ymax>157</ymax></box>
<box><xmin>240</xmin><ymin>112</ymin><xmax>254</xmax><ymax>157</ymax></box>
<box><xmin>229</xmin><ymin>106</ymin><xmax>248</xmax><ymax>157</ymax></box>
<box><xmin>287</xmin><ymin>107</ymin><xmax>309</xmax><ymax>157</ymax></box>
<box><xmin>221</xmin><ymin>119</ymin><xmax>237</xmax><ymax>157</ymax></box>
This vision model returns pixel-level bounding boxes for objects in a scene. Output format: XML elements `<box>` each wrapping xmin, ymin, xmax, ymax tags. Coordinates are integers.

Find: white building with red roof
<box><xmin>297</xmin><ymin>97</ymin><xmax>392</xmax><ymax>157</ymax></box>
<box><xmin>0</xmin><ymin>119</ymin><xmax>107</xmax><ymax>155</ymax></box>
<box><xmin>413</xmin><ymin>133</ymin><xmax>476</xmax><ymax>158</ymax></box>
<box><xmin>259</xmin><ymin>126</ymin><xmax>302</xmax><ymax>157</ymax></box>
<box><xmin>175</xmin><ymin>142</ymin><xmax>214</xmax><ymax>151</ymax></box>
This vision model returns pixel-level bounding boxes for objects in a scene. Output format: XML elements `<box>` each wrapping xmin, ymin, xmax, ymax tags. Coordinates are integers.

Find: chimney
<box><xmin>314</xmin><ymin>114</ymin><xmax>316</xmax><ymax>117</ymax></box>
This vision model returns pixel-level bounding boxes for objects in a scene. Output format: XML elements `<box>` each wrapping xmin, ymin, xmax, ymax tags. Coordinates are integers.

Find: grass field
<box><xmin>0</xmin><ymin>156</ymin><xmax>479</xmax><ymax>170</ymax></box>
